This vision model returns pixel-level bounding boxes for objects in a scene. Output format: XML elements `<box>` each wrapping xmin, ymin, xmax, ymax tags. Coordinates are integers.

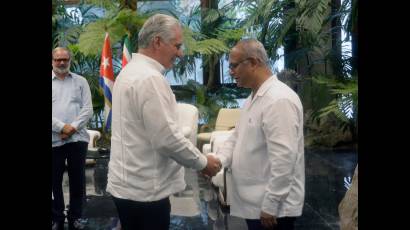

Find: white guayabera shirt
<box><xmin>107</xmin><ymin>53</ymin><xmax>207</xmax><ymax>202</ymax></box>
<box><xmin>216</xmin><ymin>76</ymin><xmax>305</xmax><ymax>219</ymax></box>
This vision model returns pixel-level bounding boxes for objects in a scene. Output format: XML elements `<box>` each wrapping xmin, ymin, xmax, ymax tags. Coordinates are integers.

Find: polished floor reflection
<box><xmin>60</xmin><ymin>148</ymin><xmax>357</xmax><ymax>229</ymax></box>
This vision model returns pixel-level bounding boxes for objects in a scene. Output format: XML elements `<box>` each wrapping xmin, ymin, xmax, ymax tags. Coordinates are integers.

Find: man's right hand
<box><xmin>201</xmin><ymin>155</ymin><xmax>222</xmax><ymax>177</ymax></box>
<box><xmin>60</xmin><ymin>133</ymin><xmax>70</xmax><ymax>140</ymax></box>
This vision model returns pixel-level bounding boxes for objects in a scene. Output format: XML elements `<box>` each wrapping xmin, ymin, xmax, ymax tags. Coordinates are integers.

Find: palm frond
<box><xmin>112</xmin><ymin>9</ymin><xmax>146</xmax><ymax>30</ymax></box>
<box><xmin>313</xmin><ymin>75</ymin><xmax>357</xmax><ymax>94</ymax></box>
<box><xmin>270</xmin><ymin>8</ymin><xmax>298</xmax><ymax>48</ymax></box>
<box><xmin>296</xmin><ymin>0</ymin><xmax>331</xmax><ymax>36</ymax></box>
<box><xmin>54</xmin><ymin>25</ymin><xmax>83</xmax><ymax>48</ymax></box>
<box><xmin>83</xmin><ymin>0</ymin><xmax>119</xmax><ymax>11</ymax></box>
<box><xmin>312</xmin><ymin>74</ymin><xmax>357</xmax><ymax>133</ymax></box>
<box><xmin>242</xmin><ymin>0</ymin><xmax>279</xmax><ymax>28</ymax></box>
<box><xmin>203</xmin><ymin>8</ymin><xmax>221</xmax><ymax>24</ymax></box>
<box><xmin>195</xmin><ymin>39</ymin><xmax>230</xmax><ymax>55</ymax></box>
<box><xmin>78</xmin><ymin>19</ymin><xmax>125</xmax><ymax>55</ymax></box>
<box><xmin>318</xmin><ymin>99</ymin><xmax>349</xmax><ymax>122</ymax></box>
<box><xmin>215</xmin><ymin>28</ymin><xmax>245</xmax><ymax>44</ymax></box>
<box><xmin>78</xmin><ymin>3</ymin><xmax>103</xmax><ymax>24</ymax></box>
<box><xmin>183</xmin><ymin>27</ymin><xmax>229</xmax><ymax>56</ymax></box>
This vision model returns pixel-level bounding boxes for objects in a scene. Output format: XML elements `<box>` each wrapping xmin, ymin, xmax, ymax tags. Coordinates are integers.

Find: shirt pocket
<box><xmin>71</xmin><ymin>86</ymin><xmax>82</xmax><ymax>103</ymax></box>
<box><xmin>236</xmin><ymin>115</ymin><xmax>267</xmax><ymax>177</ymax></box>
<box><xmin>245</xmin><ymin>116</ymin><xmax>264</xmax><ymax>145</ymax></box>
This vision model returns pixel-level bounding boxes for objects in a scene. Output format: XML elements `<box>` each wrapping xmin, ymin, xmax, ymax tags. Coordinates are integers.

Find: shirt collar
<box><xmin>132</xmin><ymin>53</ymin><xmax>166</xmax><ymax>75</ymax></box>
<box><xmin>251</xmin><ymin>75</ymin><xmax>277</xmax><ymax>98</ymax></box>
<box><xmin>52</xmin><ymin>70</ymin><xmax>73</xmax><ymax>80</ymax></box>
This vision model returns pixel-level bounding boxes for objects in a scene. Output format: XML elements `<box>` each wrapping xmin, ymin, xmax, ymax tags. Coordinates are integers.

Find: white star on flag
<box><xmin>99</xmin><ymin>32</ymin><xmax>115</xmax><ymax>132</ymax></box>
<box><xmin>103</xmin><ymin>57</ymin><xmax>110</xmax><ymax>69</ymax></box>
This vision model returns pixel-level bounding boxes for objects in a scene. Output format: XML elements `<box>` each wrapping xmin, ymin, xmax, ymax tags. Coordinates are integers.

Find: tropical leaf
<box><xmin>83</xmin><ymin>0</ymin><xmax>119</xmax><ymax>11</ymax></box>
<box><xmin>112</xmin><ymin>8</ymin><xmax>146</xmax><ymax>32</ymax></box>
<box><xmin>203</xmin><ymin>8</ymin><xmax>221</xmax><ymax>24</ymax></box>
<box><xmin>312</xmin><ymin>74</ymin><xmax>357</xmax><ymax>136</ymax></box>
<box><xmin>318</xmin><ymin>99</ymin><xmax>349</xmax><ymax>122</ymax></box>
<box><xmin>195</xmin><ymin>39</ymin><xmax>230</xmax><ymax>55</ymax></box>
<box><xmin>296</xmin><ymin>0</ymin><xmax>331</xmax><ymax>36</ymax></box>
<box><xmin>242</xmin><ymin>0</ymin><xmax>279</xmax><ymax>28</ymax></box>
<box><xmin>78</xmin><ymin>19</ymin><xmax>125</xmax><ymax>55</ymax></box>
<box><xmin>269</xmin><ymin>8</ymin><xmax>298</xmax><ymax>52</ymax></box>
<box><xmin>183</xmin><ymin>27</ymin><xmax>229</xmax><ymax>55</ymax></box>
<box><xmin>215</xmin><ymin>28</ymin><xmax>245</xmax><ymax>44</ymax></box>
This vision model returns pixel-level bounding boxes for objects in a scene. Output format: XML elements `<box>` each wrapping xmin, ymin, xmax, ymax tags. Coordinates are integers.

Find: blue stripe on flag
<box><xmin>105</xmin><ymin>109</ymin><xmax>112</xmax><ymax>132</ymax></box>
<box><xmin>99</xmin><ymin>76</ymin><xmax>113</xmax><ymax>104</ymax></box>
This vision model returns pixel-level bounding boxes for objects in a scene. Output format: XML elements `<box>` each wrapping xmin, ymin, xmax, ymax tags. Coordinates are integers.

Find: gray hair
<box><xmin>52</xmin><ymin>47</ymin><xmax>72</xmax><ymax>59</ymax></box>
<box><xmin>235</xmin><ymin>39</ymin><xmax>269</xmax><ymax>65</ymax></box>
<box><xmin>138</xmin><ymin>14</ymin><xmax>181</xmax><ymax>48</ymax></box>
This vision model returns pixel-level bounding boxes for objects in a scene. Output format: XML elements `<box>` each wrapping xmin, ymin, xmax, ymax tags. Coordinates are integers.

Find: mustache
<box><xmin>53</xmin><ymin>66</ymin><xmax>70</xmax><ymax>74</ymax></box>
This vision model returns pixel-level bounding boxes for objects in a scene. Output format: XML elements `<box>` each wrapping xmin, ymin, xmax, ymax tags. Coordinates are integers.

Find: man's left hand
<box><xmin>62</xmin><ymin>124</ymin><xmax>77</xmax><ymax>136</ymax></box>
<box><xmin>260</xmin><ymin>211</ymin><xmax>277</xmax><ymax>229</ymax></box>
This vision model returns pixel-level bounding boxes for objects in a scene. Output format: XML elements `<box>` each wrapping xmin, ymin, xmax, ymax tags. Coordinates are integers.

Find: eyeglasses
<box><xmin>228</xmin><ymin>58</ymin><xmax>249</xmax><ymax>70</ymax></box>
<box><xmin>53</xmin><ymin>58</ymin><xmax>70</xmax><ymax>62</ymax></box>
<box><xmin>174</xmin><ymin>43</ymin><xmax>183</xmax><ymax>50</ymax></box>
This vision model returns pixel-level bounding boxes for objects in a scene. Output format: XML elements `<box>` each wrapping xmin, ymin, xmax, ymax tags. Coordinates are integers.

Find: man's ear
<box><xmin>248</xmin><ymin>57</ymin><xmax>259</xmax><ymax>67</ymax></box>
<box><xmin>153</xmin><ymin>36</ymin><xmax>161</xmax><ymax>49</ymax></box>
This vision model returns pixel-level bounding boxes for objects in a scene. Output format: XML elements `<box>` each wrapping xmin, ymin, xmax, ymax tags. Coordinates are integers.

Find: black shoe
<box><xmin>52</xmin><ymin>220</ymin><xmax>64</xmax><ymax>230</ymax></box>
<box><xmin>68</xmin><ymin>218</ymin><xmax>86</xmax><ymax>230</ymax></box>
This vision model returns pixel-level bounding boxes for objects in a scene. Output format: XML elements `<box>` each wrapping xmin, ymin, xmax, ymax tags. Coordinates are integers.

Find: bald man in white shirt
<box><xmin>215</xmin><ymin>39</ymin><xmax>305</xmax><ymax>230</ymax></box>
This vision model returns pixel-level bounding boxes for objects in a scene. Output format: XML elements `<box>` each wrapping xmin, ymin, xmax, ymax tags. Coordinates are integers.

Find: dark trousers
<box><xmin>52</xmin><ymin>141</ymin><xmax>87</xmax><ymax>222</ymax></box>
<box><xmin>112</xmin><ymin>196</ymin><xmax>171</xmax><ymax>230</ymax></box>
<box><xmin>246</xmin><ymin>217</ymin><xmax>296</xmax><ymax>230</ymax></box>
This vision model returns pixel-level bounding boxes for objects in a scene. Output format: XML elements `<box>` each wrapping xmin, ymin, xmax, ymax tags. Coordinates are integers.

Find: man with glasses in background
<box><xmin>52</xmin><ymin>47</ymin><xmax>93</xmax><ymax>230</ymax></box>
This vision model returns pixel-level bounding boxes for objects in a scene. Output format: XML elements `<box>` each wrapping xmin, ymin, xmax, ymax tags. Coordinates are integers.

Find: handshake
<box><xmin>201</xmin><ymin>154</ymin><xmax>222</xmax><ymax>178</ymax></box>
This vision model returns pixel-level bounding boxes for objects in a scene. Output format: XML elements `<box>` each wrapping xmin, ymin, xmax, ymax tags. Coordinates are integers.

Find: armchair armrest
<box><xmin>181</xmin><ymin>126</ymin><xmax>192</xmax><ymax>139</ymax></box>
<box><xmin>202</xmin><ymin>143</ymin><xmax>211</xmax><ymax>155</ymax></box>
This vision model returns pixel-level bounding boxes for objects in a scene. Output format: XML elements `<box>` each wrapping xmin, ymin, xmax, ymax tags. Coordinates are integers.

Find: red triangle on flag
<box><xmin>100</xmin><ymin>33</ymin><xmax>114</xmax><ymax>81</ymax></box>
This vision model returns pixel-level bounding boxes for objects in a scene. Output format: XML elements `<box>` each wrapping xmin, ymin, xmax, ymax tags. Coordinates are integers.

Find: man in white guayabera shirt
<box><xmin>107</xmin><ymin>14</ymin><xmax>222</xmax><ymax>230</ymax></box>
<box><xmin>52</xmin><ymin>47</ymin><xmax>93</xmax><ymax>230</ymax></box>
<box><xmin>214</xmin><ymin>39</ymin><xmax>305</xmax><ymax>230</ymax></box>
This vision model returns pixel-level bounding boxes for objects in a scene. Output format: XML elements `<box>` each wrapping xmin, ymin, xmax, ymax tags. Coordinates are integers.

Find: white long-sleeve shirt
<box><xmin>52</xmin><ymin>71</ymin><xmax>93</xmax><ymax>147</ymax></box>
<box><xmin>107</xmin><ymin>53</ymin><xmax>207</xmax><ymax>202</ymax></box>
<box><xmin>216</xmin><ymin>76</ymin><xmax>305</xmax><ymax>219</ymax></box>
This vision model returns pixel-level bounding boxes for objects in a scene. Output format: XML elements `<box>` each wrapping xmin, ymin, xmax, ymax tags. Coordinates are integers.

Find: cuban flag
<box><xmin>99</xmin><ymin>33</ymin><xmax>115</xmax><ymax>132</ymax></box>
<box><xmin>121</xmin><ymin>34</ymin><xmax>132</xmax><ymax>68</ymax></box>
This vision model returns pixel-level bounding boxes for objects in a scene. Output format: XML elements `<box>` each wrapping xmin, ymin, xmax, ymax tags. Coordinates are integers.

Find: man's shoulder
<box><xmin>267</xmin><ymin>80</ymin><xmax>298</xmax><ymax>98</ymax></box>
<box><xmin>69</xmin><ymin>72</ymin><xmax>84</xmax><ymax>79</ymax></box>
<box><xmin>262</xmin><ymin>85</ymin><xmax>301</xmax><ymax>109</ymax></box>
<box><xmin>70</xmin><ymin>72</ymin><xmax>89</xmax><ymax>84</ymax></box>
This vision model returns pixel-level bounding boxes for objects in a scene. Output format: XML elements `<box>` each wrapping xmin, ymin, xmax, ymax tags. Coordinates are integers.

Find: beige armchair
<box><xmin>86</xmin><ymin>129</ymin><xmax>101</xmax><ymax>165</ymax></box>
<box><xmin>176</xmin><ymin>103</ymin><xmax>199</xmax><ymax>147</ymax></box>
<box><xmin>197</xmin><ymin>108</ymin><xmax>241</xmax><ymax>146</ymax></box>
<box><xmin>170</xmin><ymin>103</ymin><xmax>202</xmax><ymax>217</ymax></box>
<box><xmin>87</xmin><ymin>129</ymin><xmax>101</xmax><ymax>150</ymax></box>
<box><xmin>202</xmin><ymin>130</ymin><xmax>234</xmax><ymax>211</ymax></box>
